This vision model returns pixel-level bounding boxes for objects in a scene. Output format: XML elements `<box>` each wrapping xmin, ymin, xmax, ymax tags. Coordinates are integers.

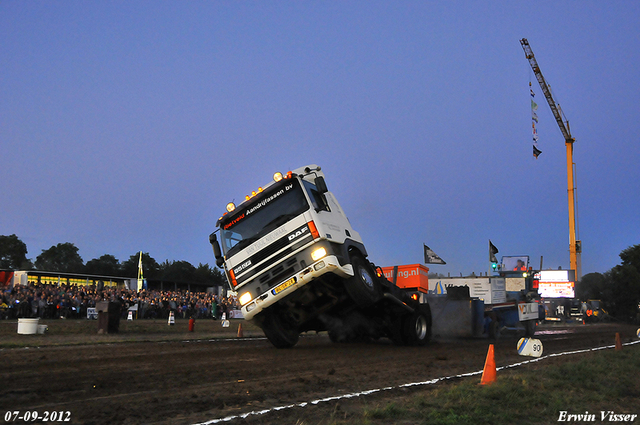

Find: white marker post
<box><xmin>517</xmin><ymin>338</ymin><xmax>543</xmax><ymax>357</ymax></box>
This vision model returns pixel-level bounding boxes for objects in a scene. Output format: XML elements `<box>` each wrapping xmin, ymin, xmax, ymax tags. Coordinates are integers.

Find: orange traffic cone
<box><xmin>237</xmin><ymin>323</ymin><xmax>244</xmax><ymax>338</ymax></box>
<box><xmin>615</xmin><ymin>332</ymin><xmax>622</xmax><ymax>351</ymax></box>
<box><xmin>480</xmin><ymin>344</ymin><xmax>497</xmax><ymax>385</ymax></box>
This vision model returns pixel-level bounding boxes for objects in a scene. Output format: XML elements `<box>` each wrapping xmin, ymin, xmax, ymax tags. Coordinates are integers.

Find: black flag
<box><xmin>489</xmin><ymin>240</ymin><xmax>499</xmax><ymax>263</ymax></box>
<box><xmin>424</xmin><ymin>244</ymin><xmax>446</xmax><ymax>265</ymax></box>
<box><xmin>533</xmin><ymin>144</ymin><xmax>542</xmax><ymax>159</ymax></box>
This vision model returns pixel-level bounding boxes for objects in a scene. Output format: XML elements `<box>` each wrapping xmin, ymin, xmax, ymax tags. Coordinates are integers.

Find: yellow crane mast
<box><xmin>520</xmin><ymin>38</ymin><xmax>581</xmax><ymax>279</ymax></box>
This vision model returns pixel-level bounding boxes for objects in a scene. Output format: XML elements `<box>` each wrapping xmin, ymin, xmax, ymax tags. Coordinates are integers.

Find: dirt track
<box><xmin>1</xmin><ymin>322</ymin><xmax>638</xmax><ymax>425</ymax></box>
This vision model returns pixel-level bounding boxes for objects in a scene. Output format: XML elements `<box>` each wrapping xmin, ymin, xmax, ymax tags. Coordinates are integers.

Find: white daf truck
<box><xmin>209</xmin><ymin>165</ymin><xmax>431</xmax><ymax>348</ymax></box>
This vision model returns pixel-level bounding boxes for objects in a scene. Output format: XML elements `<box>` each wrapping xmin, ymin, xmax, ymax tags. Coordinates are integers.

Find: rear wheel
<box><xmin>262</xmin><ymin>313</ymin><xmax>299</xmax><ymax>348</ymax></box>
<box><xmin>403</xmin><ymin>308</ymin><xmax>431</xmax><ymax>346</ymax></box>
<box><xmin>344</xmin><ymin>254</ymin><xmax>381</xmax><ymax>308</ymax></box>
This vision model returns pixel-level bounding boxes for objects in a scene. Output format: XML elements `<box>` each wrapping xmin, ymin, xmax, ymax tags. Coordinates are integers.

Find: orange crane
<box><xmin>520</xmin><ymin>38</ymin><xmax>581</xmax><ymax>279</ymax></box>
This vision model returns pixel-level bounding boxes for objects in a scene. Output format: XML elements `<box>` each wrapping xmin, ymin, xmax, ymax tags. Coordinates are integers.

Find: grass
<box><xmin>331</xmin><ymin>347</ymin><xmax>640</xmax><ymax>425</ymax></box>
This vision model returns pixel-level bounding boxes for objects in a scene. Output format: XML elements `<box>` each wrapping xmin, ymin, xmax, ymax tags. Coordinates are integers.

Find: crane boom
<box><xmin>520</xmin><ymin>38</ymin><xmax>581</xmax><ymax>279</ymax></box>
<box><xmin>521</xmin><ymin>39</ymin><xmax>573</xmax><ymax>142</ymax></box>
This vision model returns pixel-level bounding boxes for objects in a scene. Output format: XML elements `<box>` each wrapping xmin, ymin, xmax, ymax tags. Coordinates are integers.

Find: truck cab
<box><xmin>210</xmin><ymin>165</ymin><xmax>383</xmax><ymax>346</ymax></box>
<box><xmin>210</xmin><ymin>165</ymin><xmax>431</xmax><ymax>348</ymax></box>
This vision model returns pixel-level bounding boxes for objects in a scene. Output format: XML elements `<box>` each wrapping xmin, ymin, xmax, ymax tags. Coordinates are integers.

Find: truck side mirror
<box><xmin>314</xmin><ymin>176</ymin><xmax>328</xmax><ymax>193</ymax></box>
<box><xmin>209</xmin><ymin>232</ymin><xmax>225</xmax><ymax>268</ymax></box>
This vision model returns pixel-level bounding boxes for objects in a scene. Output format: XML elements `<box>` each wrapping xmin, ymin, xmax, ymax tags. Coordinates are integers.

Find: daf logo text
<box><xmin>288</xmin><ymin>226</ymin><xmax>308</xmax><ymax>241</ymax></box>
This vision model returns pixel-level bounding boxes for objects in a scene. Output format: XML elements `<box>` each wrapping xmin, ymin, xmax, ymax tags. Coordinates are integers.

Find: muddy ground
<box><xmin>1</xmin><ymin>319</ymin><xmax>638</xmax><ymax>425</ymax></box>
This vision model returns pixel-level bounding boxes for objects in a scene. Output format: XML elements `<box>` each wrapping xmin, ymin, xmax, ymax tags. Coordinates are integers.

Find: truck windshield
<box><xmin>219</xmin><ymin>179</ymin><xmax>309</xmax><ymax>257</ymax></box>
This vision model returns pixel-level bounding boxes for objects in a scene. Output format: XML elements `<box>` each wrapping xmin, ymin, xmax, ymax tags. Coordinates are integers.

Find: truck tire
<box><xmin>402</xmin><ymin>308</ymin><xmax>431</xmax><ymax>346</ymax></box>
<box><xmin>262</xmin><ymin>314</ymin><xmax>299</xmax><ymax>349</ymax></box>
<box><xmin>344</xmin><ymin>254</ymin><xmax>381</xmax><ymax>308</ymax></box>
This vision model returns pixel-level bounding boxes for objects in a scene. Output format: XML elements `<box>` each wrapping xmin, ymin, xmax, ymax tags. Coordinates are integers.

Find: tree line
<box><xmin>2</xmin><ymin>234</ymin><xmax>639</xmax><ymax>321</ymax></box>
<box><xmin>0</xmin><ymin>234</ymin><xmax>225</xmax><ymax>286</ymax></box>
<box><xmin>577</xmin><ymin>243</ymin><xmax>640</xmax><ymax>322</ymax></box>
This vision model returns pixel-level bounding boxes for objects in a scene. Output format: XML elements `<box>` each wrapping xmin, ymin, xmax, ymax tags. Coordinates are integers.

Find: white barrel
<box><xmin>17</xmin><ymin>318</ymin><xmax>40</xmax><ymax>335</ymax></box>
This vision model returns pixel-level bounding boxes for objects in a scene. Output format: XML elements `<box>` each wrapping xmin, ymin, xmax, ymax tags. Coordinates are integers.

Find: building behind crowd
<box><xmin>0</xmin><ymin>270</ymin><xmax>224</xmax><ymax>295</ymax></box>
<box><xmin>1</xmin><ymin>270</ymin><xmax>127</xmax><ymax>289</ymax></box>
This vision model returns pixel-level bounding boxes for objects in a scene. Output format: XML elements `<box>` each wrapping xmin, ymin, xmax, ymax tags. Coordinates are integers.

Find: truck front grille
<box><xmin>235</xmin><ymin>231</ymin><xmax>313</xmax><ymax>286</ymax></box>
<box><xmin>258</xmin><ymin>256</ymin><xmax>299</xmax><ymax>288</ymax></box>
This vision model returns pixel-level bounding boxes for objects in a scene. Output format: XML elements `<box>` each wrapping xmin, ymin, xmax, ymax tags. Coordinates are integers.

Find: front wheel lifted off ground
<box><xmin>261</xmin><ymin>313</ymin><xmax>299</xmax><ymax>348</ymax></box>
<box><xmin>344</xmin><ymin>254</ymin><xmax>381</xmax><ymax>308</ymax></box>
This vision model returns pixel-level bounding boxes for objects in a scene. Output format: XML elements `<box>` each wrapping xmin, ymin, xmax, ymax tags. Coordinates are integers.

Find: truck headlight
<box><xmin>311</xmin><ymin>247</ymin><xmax>327</xmax><ymax>261</ymax></box>
<box><xmin>239</xmin><ymin>292</ymin><xmax>252</xmax><ymax>306</ymax></box>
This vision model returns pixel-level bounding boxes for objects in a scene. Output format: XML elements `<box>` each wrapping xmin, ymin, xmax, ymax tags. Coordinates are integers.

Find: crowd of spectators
<box><xmin>0</xmin><ymin>282</ymin><xmax>239</xmax><ymax>320</ymax></box>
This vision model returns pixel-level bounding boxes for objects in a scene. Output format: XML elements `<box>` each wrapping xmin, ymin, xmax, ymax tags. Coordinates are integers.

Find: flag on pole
<box><xmin>424</xmin><ymin>244</ymin><xmax>446</xmax><ymax>265</ymax></box>
<box><xmin>489</xmin><ymin>240</ymin><xmax>499</xmax><ymax>263</ymax></box>
<box><xmin>137</xmin><ymin>251</ymin><xmax>144</xmax><ymax>292</ymax></box>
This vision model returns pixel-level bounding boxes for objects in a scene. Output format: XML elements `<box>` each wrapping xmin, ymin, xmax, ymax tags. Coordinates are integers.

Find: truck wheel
<box><xmin>262</xmin><ymin>314</ymin><xmax>299</xmax><ymax>349</ymax></box>
<box><xmin>403</xmin><ymin>309</ymin><xmax>431</xmax><ymax>346</ymax></box>
<box><xmin>344</xmin><ymin>254</ymin><xmax>381</xmax><ymax>308</ymax></box>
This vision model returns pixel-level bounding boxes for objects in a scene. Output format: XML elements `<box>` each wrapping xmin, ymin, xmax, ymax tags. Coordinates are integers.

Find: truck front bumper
<box><xmin>241</xmin><ymin>254</ymin><xmax>353</xmax><ymax>321</ymax></box>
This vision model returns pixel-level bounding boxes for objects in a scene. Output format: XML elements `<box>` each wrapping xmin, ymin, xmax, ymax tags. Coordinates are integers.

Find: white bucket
<box><xmin>37</xmin><ymin>324</ymin><xmax>48</xmax><ymax>334</ymax></box>
<box><xmin>17</xmin><ymin>318</ymin><xmax>40</xmax><ymax>335</ymax></box>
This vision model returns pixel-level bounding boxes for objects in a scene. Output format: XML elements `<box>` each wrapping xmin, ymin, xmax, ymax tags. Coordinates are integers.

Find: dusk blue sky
<box><xmin>2</xmin><ymin>2</ymin><xmax>639</xmax><ymax>277</ymax></box>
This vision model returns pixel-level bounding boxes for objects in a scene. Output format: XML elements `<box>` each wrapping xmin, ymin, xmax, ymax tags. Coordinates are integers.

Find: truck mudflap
<box><xmin>241</xmin><ymin>254</ymin><xmax>353</xmax><ymax>321</ymax></box>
